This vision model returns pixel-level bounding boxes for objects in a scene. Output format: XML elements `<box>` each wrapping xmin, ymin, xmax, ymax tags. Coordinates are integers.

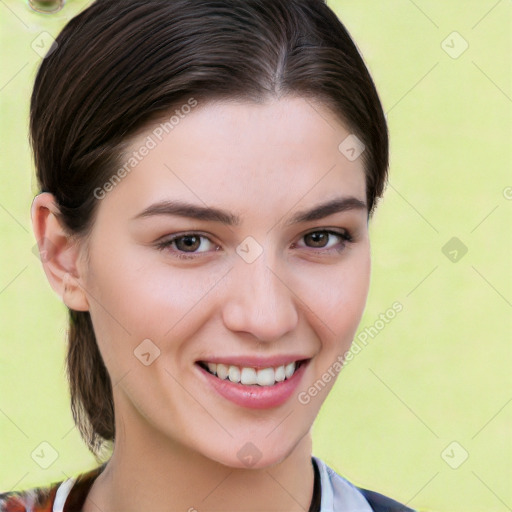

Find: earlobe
<box><xmin>31</xmin><ymin>192</ymin><xmax>90</xmax><ymax>312</ymax></box>
<box><xmin>62</xmin><ymin>271</ymin><xmax>89</xmax><ymax>312</ymax></box>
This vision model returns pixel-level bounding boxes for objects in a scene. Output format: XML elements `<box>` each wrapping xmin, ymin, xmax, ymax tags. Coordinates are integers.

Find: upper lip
<box><xmin>197</xmin><ymin>355</ymin><xmax>311</xmax><ymax>369</ymax></box>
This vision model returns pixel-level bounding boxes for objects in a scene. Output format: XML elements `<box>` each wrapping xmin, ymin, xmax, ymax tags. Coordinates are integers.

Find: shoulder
<box><xmin>312</xmin><ymin>456</ymin><xmax>416</xmax><ymax>512</ymax></box>
<box><xmin>0</xmin><ymin>484</ymin><xmax>57</xmax><ymax>512</ymax></box>
<box><xmin>0</xmin><ymin>463</ymin><xmax>106</xmax><ymax>512</ymax></box>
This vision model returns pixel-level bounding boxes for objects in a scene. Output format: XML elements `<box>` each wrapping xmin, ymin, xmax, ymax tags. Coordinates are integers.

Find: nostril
<box><xmin>28</xmin><ymin>0</ymin><xmax>65</xmax><ymax>13</ymax></box>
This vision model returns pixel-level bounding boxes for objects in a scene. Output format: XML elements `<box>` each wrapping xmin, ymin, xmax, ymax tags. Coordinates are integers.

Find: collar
<box><xmin>53</xmin><ymin>476</ymin><xmax>76</xmax><ymax>512</ymax></box>
<box><xmin>312</xmin><ymin>456</ymin><xmax>373</xmax><ymax>511</ymax></box>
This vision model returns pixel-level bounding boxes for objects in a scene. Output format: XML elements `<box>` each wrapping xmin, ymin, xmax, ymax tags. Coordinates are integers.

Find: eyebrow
<box><xmin>131</xmin><ymin>196</ymin><xmax>367</xmax><ymax>226</ymax></box>
<box><xmin>286</xmin><ymin>196</ymin><xmax>366</xmax><ymax>225</ymax></box>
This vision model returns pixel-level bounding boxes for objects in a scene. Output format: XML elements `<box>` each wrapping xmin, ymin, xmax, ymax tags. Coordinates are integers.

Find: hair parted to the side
<box><xmin>30</xmin><ymin>0</ymin><xmax>389</xmax><ymax>461</ymax></box>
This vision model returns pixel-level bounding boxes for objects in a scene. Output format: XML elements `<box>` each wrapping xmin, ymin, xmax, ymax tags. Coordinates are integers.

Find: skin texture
<box><xmin>31</xmin><ymin>95</ymin><xmax>371</xmax><ymax>512</ymax></box>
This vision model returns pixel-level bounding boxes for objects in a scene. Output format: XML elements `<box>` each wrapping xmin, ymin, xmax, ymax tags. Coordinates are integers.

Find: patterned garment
<box><xmin>0</xmin><ymin>463</ymin><xmax>106</xmax><ymax>512</ymax></box>
<box><xmin>0</xmin><ymin>457</ymin><xmax>415</xmax><ymax>512</ymax></box>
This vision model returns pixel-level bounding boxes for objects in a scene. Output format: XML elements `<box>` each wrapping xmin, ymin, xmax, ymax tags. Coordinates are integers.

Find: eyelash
<box><xmin>155</xmin><ymin>229</ymin><xmax>354</xmax><ymax>260</ymax></box>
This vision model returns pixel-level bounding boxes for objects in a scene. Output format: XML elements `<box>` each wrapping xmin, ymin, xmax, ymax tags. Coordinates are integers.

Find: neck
<box><xmin>83</xmin><ymin>405</ymin><xmax>315</xmax><ymax>512</ymax></box>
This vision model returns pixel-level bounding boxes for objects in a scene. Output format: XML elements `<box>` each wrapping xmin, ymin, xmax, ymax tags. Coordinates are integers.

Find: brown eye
<box><xmin>174</xmin><ymin>235</ymin><xmax>202</xmax><ymax>252</ymax></box>
<box><xmin>296</xmin><ymin>229</ymin><xmax>352</xmax><ymax>253</ymax></box>
<box><xmin>304</xmin><ymin>231</ymin><xmax>330</xmax><ymax>248</ymax></box>
<box><xmin>155</xmin><ymin>233</ymin><xmax>217</xmax><ymax>258</ymax></box>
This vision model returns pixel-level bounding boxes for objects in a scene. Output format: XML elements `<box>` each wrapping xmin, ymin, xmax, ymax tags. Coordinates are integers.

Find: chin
<box><xmin>201</xmin><ymin>431</ymin><xmax>307</xmax><ymax>471</ymax></box>
<box><xmin>220</xmin><ymin>451</ymin><xmax>291</xmax><ymax>470</ymax></box>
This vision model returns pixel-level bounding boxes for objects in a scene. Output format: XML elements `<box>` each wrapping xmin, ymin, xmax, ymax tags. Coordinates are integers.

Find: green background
<box><xmin>0</xmin><ymin>1</ymin><xmax>510</xmax><ymax>511</ymax></box>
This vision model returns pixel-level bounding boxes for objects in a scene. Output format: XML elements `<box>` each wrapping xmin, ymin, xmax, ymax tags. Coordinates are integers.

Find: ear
<box><xmin>31</xmin><ymin>192</ymin><xmax>90</xmax><ymax>311</ymax></box>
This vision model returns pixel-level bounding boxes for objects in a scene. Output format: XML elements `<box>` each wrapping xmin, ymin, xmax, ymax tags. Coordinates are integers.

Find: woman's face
<box><xmin>76</xmin><ymin>95</ymin><xmax>370</xmax><ymax>468</ymax></box>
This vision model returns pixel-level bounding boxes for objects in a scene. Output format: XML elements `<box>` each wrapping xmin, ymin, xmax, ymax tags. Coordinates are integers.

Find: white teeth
<box><xmin>274</xmin><ymin>365</ymin><xmax>286</xmax><ymax>382</ymax></box>
<box><xmin>228</xmin><ymin>365</ymin><xmax>241</xmax><ymax>383</ymax></box>
<box><xmin>284</xmin><ymin>361</ymin><xmax>296</xmax><ymax>379</ymax></box>
<box><xmin>257</xmin><ymin>367</ymin><xmax>275</xmax><ymax>386</ymax></box>
<box><xmin>201</xmin><ymin>360</ymin><xmax>301</xmax><ymax>386</ymax></box>
<box><xmin>216</xmin><ymin>363</ymin><xmax>229</xmax><ymax>380</ymax></box>
<box><xmin>240</xmin><ymin>367</ymin><xmax>258</xmax><ymax>385</ymax></box>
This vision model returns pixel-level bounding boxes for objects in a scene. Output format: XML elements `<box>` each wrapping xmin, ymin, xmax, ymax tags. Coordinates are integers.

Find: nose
<box><xmin>221</xmin><ymin>252</ymin><xmax>299</xmax><ymax>342</ymax></box>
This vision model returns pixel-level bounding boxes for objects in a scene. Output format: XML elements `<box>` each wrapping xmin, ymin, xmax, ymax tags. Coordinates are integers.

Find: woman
<box><xmin>1</xmin><ymin>0</ymin><xmax>416</xmax><ymax>510</ymax></box>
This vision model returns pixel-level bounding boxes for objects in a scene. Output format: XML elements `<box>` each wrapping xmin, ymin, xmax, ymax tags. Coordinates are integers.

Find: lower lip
<box><xmin>196</xmin><ymin>361</ymin><xmax>309</xmax><ymax>409</ymax></box>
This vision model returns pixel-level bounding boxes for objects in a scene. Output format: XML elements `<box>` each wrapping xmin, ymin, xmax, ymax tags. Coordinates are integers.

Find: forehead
<box><xmin>100</xmin><ymin>95</ymin><xmax>367</xmax><ymax>221</ymax></box>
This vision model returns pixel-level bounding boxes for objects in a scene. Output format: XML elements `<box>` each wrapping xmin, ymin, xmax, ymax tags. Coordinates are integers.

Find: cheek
<box><xmin>296</xmin><ymin>246</ymin><xmax>370</xmax><ymax>346</ymax></box>
<box><xmin>82</xmin><ymin>247</ymin><xmax>223</xmax><ymax>358</ymax></box>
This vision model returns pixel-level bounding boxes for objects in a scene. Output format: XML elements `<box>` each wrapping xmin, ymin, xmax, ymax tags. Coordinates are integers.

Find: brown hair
<box><xmin>30</xmin><ymin>0</ymin><xmax>388</xmax><ymax>462</ymax></box>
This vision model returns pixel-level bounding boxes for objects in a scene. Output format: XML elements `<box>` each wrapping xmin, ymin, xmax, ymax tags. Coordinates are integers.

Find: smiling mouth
<box><xmin>197</xmin><ymin>359</ymin><xmax>308</xmax><ymax>387</ymax></box>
